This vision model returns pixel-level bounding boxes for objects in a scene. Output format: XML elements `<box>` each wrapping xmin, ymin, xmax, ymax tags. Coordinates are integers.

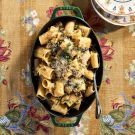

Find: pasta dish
<box><xmin>34</xmin><ymin>21</ymin><xmax>99</xmax><ymax>115</ymax></box>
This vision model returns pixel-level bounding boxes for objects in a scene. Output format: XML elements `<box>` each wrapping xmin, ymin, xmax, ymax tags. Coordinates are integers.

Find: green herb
<box><xmin>81</xmin><ymin>48</ymin><xmax>89</xmax><ymax>52</ymax></box>
<box><xmin>64</xmin><ymin>42</ymin><xmax>71</xmax><ymax>52</ymax></box>
<box><xmin>74</xmin><ymin>24</ymin><xmax>79</xmax><ymax>30</ymax></box>
<box><xmin>59</xmin><ymin>50</ymin><xmax>72</xmax><ymax>61</ymax></box>
<box><xmin>58</xmin><ymin>40</ymin><xmax>62</xmax><ymax>44</ymax></box>
<box><xmin>51</xmin><ymin>43</ymin><xmax>60</xmax><ymax>53</ymax></box>
<box><xmin>74</xmin><ymin>83</ymin><xmax>79</xmax><ymax>89</ymax></box>
<box><xmin>63</xmin><ymin>99</ymin><xmax>69</xmax><ymax>102</ymax></box>
<box><xmin>76</xmin><ymin>47</ymin><xmax>82</xmax><ymax>51</ymax></box>
<box><xmin>76</xmin><ymin>47</ymin><xmax>88</xmax><ymax>52</ymax></box>
<box><xmin>57</xmin><ymin>97</ymin><xmax>62</xmax><ymax>102</ymax></box>
<box><xmin>67</xmin><ymin>42</ymin><xmax>71</xmax><ymax>47</ymax></box>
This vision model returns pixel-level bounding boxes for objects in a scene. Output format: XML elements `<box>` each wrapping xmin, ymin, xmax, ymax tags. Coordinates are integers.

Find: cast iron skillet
<box><xmin>30</xmin><ymin>6</ymin><xmax>103</xmax><ymax>127</ymax></box>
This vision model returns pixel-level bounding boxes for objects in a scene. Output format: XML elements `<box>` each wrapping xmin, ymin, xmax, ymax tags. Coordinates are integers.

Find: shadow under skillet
<box><xmin>70</xmin><ymin>0</ymin><xmax>122</xmax><ymax>33</ymax></box>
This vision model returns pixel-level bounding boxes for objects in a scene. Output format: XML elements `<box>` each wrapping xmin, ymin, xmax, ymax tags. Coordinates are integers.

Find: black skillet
<box><xmin>30</xmin><ymin>6</ymin><xmax>103</xmax><ymax>127</ymax></box>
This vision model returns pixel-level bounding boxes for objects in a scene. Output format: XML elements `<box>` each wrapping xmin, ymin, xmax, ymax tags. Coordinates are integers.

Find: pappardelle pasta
<box><xmin>35</xmin><ymin>21</ymin><xmax>99</xmax><ymax>115</ymax></box>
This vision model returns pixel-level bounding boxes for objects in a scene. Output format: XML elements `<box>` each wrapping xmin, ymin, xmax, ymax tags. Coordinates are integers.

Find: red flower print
<box><xmin>41</xmin><ymin>114</ymin><xmax>50</xmax><ymax>121</ymax></box>
<box><xmin>2</xmin><ymin>79</ymin><xmax>8</xmax><ymax>85</ymax></box>
<box><xmin>132</xmin><ymin>95</ymin><xmax>135</xmax><ymax>99</ymax></box>
<box><xmin>0</xmin><ymin>38</ymin><xmax>4</xmax><ymax>45</ymax></box>
<box><xmin>29</xmin><ymin>106</ymin><xmax>37</xmax><ymax>114</ymax></box>
<box><xmin>27</xmin><ymin>106</ymin><xmax>50</xmax><ymax>133</ymax></box>
<box><xmin>106</xmin><ymin>78</ymin><xmax>110</xmax><ymax>85</ymax></box>
<box><xmin>99</xmin><ymin>37</ymin><xmax>107</xmax><ymax>46</ymax></box>
<box><xmin>99</xmin><ymin>37</ymin><xmax>115</xmax><ymax>61</ymax></box>
<box><xmin>36</xmin><ymin>124</ymin><xmax>49</xmax><ymax>133</ymax></box>
<box><xmin>27</xmin><ymin>106</ymin><xmax>40</xmax><ymax>119</ymax></box>
<box><xmin>0</xmin><ymin>37</ymin><xmax>12</xmax><ymax>62</ymax></box>
<box><xmin>46</xmin><ymin>6</ymin><xmax>63</xmax><ymax>18</ymax></box>
<box><xmin>27</xmin><ymin>106</ymin><xmax>50</xmax><ymax>121</ymax></box>
<box><xmin>8</xmin><ymin>102</ymin><xmax>19</xmax><ymax>110</ymax></box>
<box><xmin>131</xmin><ymin>111</ymin><xmax>135</xmax><ymax>117</ymax></box>
<box><xmin>111</xmin><ymin>96</ymin><xmax>125</xmax><ymax>109</ymax></box>
<box><xmin>112</xmin><ymin>103</ymin><xmax>122</xmax><ymax>109</ymax></box>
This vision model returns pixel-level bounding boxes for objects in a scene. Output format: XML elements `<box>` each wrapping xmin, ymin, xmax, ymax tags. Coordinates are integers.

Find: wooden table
<box><xmin>0</xmin><ymin>0</ymin><xmax>135</xmax><ymax>135</ymax></box>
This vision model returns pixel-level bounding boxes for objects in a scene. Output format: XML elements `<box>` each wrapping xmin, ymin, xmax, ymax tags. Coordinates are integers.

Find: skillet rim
<box><xmin>30</xmin><ymin>15</ymin><xmax>103</xmax><ymax>118</ymax></box>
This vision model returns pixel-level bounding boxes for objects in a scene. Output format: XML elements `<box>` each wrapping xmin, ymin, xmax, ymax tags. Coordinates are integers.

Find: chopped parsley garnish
<box><xmin>74</xmin><ymin>24</ymin><xmax>79</xmax><ymax>30</ymax></box>
<box><xmin>76</xmin><ymin>47</ymin><xmax>88</xmax><ymax>52</ymax></box>
<box><xmin>59</xmin><ymin>50</ymin><xmax>72</xmax><ymax>62</ymax></box>
<box><xmin>81</xmin><ymin>48</ymin><xmax>89</xmax><ymax>52</ymax></box>
<box><xmin>67</xmin><ymin>43</ymin><xmax>71</xmax><ymax>47</ymax></box>
<box><xmin>74</xmin><ymin>83</ymin><xmax>79</xmax><ymax>89</ymax></box>
<box><xmin>51</xmin><ymin>43</ymin><xmax>60</xmax><ymax>54</ymax></box>
<box><xmin>63</xmin><ymin>42</ymin><xmax>72</xmax><ymax>52</ymax></box>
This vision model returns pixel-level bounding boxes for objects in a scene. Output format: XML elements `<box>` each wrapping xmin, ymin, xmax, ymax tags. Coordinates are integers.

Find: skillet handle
<box><xmin>51</xmin><ymin>6</ymin><xmax>84</xmax><ymax>20</ymax></box>
<box><xmin>50</xmin><ymin>113</ymin><xmax>82</xmax><ymax>127</ymax></box>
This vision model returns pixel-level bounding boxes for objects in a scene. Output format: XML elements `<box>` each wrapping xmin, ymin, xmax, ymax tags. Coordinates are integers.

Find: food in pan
<box><xmin>34</xmin><ymin>21</ymin><xmax>99</xmax><ymax>115</ymax></box>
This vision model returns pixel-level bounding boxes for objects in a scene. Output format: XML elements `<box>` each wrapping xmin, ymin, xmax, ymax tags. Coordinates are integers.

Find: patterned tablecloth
<box><xmin>0</xmin><ymin>0</ymin><xmax>135</xmax><ymax>135</ymax></box>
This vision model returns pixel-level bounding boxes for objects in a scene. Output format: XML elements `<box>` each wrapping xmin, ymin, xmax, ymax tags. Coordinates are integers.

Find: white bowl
<box><xmin>91</xmin><ymin>0</ymin><xmax>135</xmax><ymax>26</ymax></box>
<box><xmin>94</xmin><ymin>0</ymin><xmax>135</xmax><ymax>16</ymax></box>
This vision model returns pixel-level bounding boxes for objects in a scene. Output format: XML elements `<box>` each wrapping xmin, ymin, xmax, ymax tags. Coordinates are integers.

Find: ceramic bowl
<box><xmin>94</xmin><ymin>0</ymin><xmax>135</xmax><ymax>16</ymax></box>
<box><xmin>91</xmin><ymin>0</ymin><xmax>135</xmax><ymax>26</ymax></box>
